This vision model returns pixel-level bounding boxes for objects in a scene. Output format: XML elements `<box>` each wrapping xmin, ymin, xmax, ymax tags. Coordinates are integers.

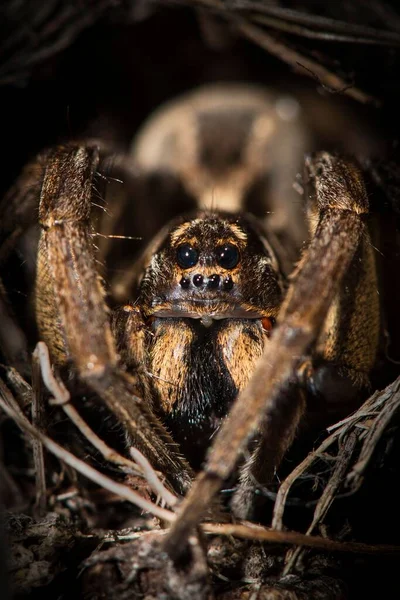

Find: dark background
<box><xmin>2</xmin><ymin>2</ymin><xmax>400</xmax><ymax>597</ymax></box>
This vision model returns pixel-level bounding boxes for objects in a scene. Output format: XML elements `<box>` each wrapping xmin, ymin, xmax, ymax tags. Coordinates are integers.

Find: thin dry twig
<box><xmin>35</xmin><ymin>342</ymin><xmax>139</xmax><ymax>470</ymax></box>
<box><xmin>31</xmin><ymin>350</ymin><xmax>47</xmax><ymax>516</ymax></box>
<box><xmin>234</xmin><ymin>19</ymin><xmax>378</xmax><ymax>105</ymax></box>
<box><xmin>80</xmin><ymin>520</ymin><xmax>400</xmax><ymax>557</ymax></box>
<box><xmin>202</xmin><ymin>523</ymin><xmax>400</xmax><ymax>556</ymax></box>
<box><xmin>216</xmin><ymin>0</ymin><xmax>400</xmax><ymax>43</ymax></box>
<box><xmin>3</xmin><ymin>366</ymin><xmax>32</xmax><ymax>409</ymax></box>
<box><xmin>129</xmin><ymin>448</ymin><xmax>178</xmax><ymax>508</ymax></box>
<box><xmin>252</xmin><ymin>14</ymin><xmax>400</xmax><ymax>46</ymax></box>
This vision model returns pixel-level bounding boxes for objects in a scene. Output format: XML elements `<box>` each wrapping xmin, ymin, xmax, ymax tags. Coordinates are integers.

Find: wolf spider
<box><xmin>0</xmin><ymin>84</ymin><xmax>379</xmax><ymax>553</ymax></box>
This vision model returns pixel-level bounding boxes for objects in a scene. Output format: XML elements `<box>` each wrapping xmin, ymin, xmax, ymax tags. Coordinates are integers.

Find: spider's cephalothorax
<box><xmin>116</xmin><ymin>212</ymin><xmax>284</xmax><ymax>466</ymax></box>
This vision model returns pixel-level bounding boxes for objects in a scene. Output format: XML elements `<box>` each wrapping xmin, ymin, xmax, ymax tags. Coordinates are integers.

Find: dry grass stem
<box><xmin>31</xmin><ymin>349</ymin><xmax>47</xmax><ymax>516</ymax></box>
<box><xmin>202</xmin><ymin>523</ymin><xmax>400</xmax><ymax>556</ymax></box>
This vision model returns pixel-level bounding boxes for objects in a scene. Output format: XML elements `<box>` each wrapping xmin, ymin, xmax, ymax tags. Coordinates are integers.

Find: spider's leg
<box><xmin>35</xmin><ymin>144</ymin><xmax>193</xmax><ymax>494</ymax></box>
<box><xmin>231</xmin><ymin>154</ymin><xmax>380</xmax><ymax>518</ymax></box>
<box><xmin>162</xmin><ymin>152</ymin><xmax>370</xmax><ymax>555</ymax></box>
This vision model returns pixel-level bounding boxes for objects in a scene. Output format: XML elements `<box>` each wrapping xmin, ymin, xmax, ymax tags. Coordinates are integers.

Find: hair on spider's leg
<box><xmin>162</xmin><ymin>152</ymin><xmax>370</xmax><ymax>558</ymax></box>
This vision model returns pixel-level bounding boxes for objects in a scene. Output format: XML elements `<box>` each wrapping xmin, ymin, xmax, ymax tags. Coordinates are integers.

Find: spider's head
<box><xmin>138</xmin><ymin>212</ymin><xmax>284</xmax><ymax>328</ymax></box>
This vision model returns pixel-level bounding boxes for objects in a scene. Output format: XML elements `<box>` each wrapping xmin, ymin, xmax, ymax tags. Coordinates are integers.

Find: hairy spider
<box><xmin>0</xmin><ymin>84</ymin><xmax>379</xmax><ymax>541</ymax></box>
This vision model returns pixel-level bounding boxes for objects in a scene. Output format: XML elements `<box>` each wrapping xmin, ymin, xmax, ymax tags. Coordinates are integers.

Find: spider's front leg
<box><xmin>230</xmin><ymin>153</ymin><xmax>380</xmax><ymax>517</ymax></box>
<box><xmin>163</xmin><ymin>152</ymin><xmax>376</xmax><ymax>554</ymax></box>
<box><xmin>35</xmin><ymin>144</ymin><xmax>193</xmax><ymax>494</ymax></box>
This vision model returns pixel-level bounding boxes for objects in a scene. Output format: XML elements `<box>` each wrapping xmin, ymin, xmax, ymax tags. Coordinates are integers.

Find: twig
<box><xmin>214</xmin><ymin>0</ymin><xmax>400</xmax><ymax>43</ymax></box>
<box><xmin>3</xmin><ymin>366</ymin><xmax>32</xmax><ymax>409</ymax></box>
<box><xmin>0</xmin><ymin>379</ymin><xmax>175</xmax><ymax>523</ymax></box>
<box><xmin>272</xmin><ymin>377</ymin><xmax>400</xmax><ymax>532</ymax></box>
<box><xmin>202</xmin><ymin>523</ymin><xmax>400</xmax><ymax>556</ymax></box>
<box><xmin>31</xmin><ymin>349</ymin><xmax>47</xmax><ymax>516</ymax></box>
<box><xmin>129</xmin><ymin>448</ymin><xmax>178</xmax><ymax>508</ymax></box>
<box><xmin>253</xmin><ymin>14</ymin><xmax>400</xmax><ymax>46</ymax></box>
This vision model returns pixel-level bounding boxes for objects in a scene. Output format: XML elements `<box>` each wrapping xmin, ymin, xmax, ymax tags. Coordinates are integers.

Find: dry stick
<box><xmin>202</xmin><ymin>523</ymin><xmax>400</xmax><ymax>556</ymax></box>
<box><xmin>35</xmin><ymin>341</ymin><xmax>178</xmax><ymax>509</ymax></box>
<box><xmin>253</xmin><ymin>14</ymin><xmax>400</xmax><ymax>46</ymax></box>
<box><xmin>97</xmin><ymin>521</ymin><xmax>400</xmax><ymax>556</ymax></box>
<box><xmin>129</xmin><ymin>448</ymin><xmax>178</xmax><ymax>508</ymax></box>
<box><xmin>0</xmin><ymin>379</ymin><xmax>175</xmax><ymax>523</ymax></box>
<box><xmin>282</xmin><ymin>430</ymin><xmax>359</xmax><ymax>574</ymax></box>
<box><xmin>4</xmin><ymin>366</ymin><xmax>32</xmax><ymax>410</ymax></box>
<box><xmin>210</xmin><ymin>0</ymin><xmax>400</xmax><ymax>42</ymax></box>
<box><xmin>163</xmin><ymin>193</ymin><xmax>367</xmax><ymax>555</ymax></box>
<box><xmin>31</xmin><ymin>351</ymin><xmax>47</xmax><ymax>516</ymax></box>
<box><xmin>326</xmin><ymin>380</ymin><xmax>398</xmax><ymax>435</ymax></box>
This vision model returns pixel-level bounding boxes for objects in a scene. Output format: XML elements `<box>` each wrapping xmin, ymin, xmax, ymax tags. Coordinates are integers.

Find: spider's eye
<box><xmin>215</xmin><ymin>244</ymin><xmax>240</xmax><ymax>270</ymax></box>
<box><xmin>176</xmin><ymin>244</ymin><xmax>199</xmax><ymax>269</ymax></box>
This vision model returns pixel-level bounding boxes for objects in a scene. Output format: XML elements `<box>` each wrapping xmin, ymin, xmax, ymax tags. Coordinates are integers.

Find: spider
<box><xmin>0</xmin><ymin>84</ymin><xmax>380</xmax><ymax>551</ymax></box>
